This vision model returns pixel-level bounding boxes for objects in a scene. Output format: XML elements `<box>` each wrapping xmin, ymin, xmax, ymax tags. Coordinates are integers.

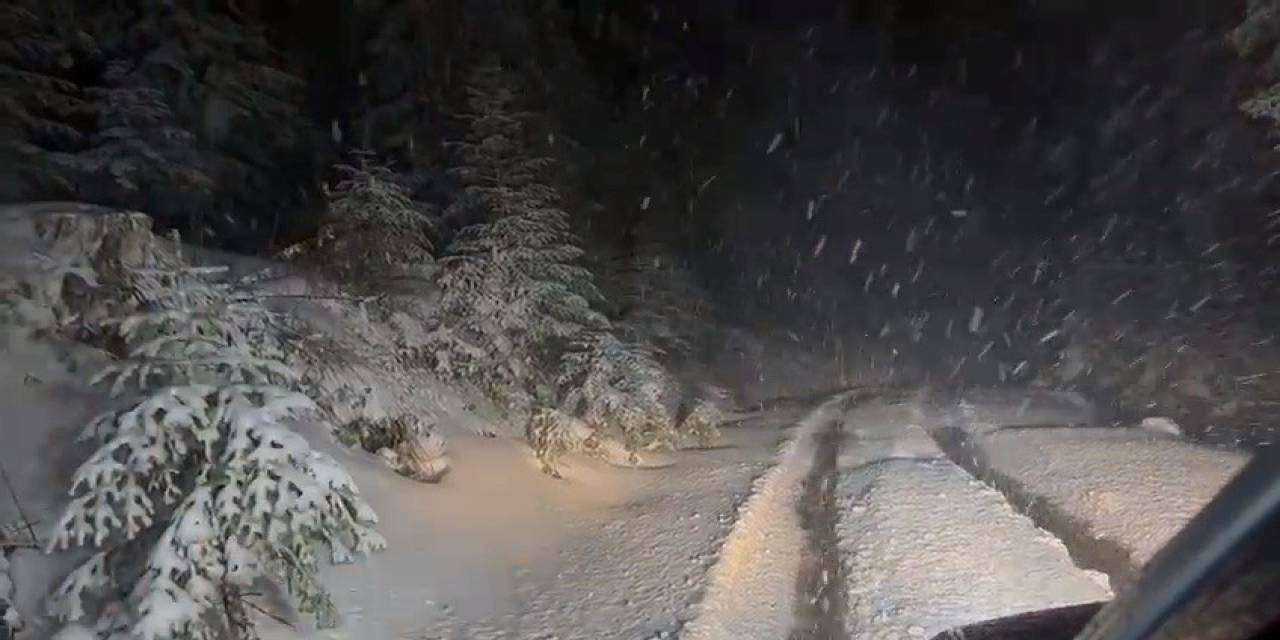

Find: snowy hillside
<box><xmin>0</xmin><ymin>203</ymin><xmax>802</xmax><ymax>639</ymax></box>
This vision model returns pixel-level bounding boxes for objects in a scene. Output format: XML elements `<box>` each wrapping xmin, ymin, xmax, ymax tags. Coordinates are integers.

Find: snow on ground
<box><xmin>836</xmin><ymin>398</ymin><xmax>1111</xmax><ymax>639</ymax></box>
<box><xmin>837</xmin><ymin>396</ymin><xmax>937</xmax><ymax>467</ymax></box>
<box><xmin>951</xmin><ymin>388</ymin><xmax>1096</xmax><ymax>432</ymax></box>
<box><xmin>963</xmin><ymin>427</ymin><xmax>1249</xmax><ymax>580</ymax></box>
<box><xmin>2</xmin><ymin>318</ymin><xmax>801</xmax><ymax>640</ymax></box>
<box><xmin>681</xmin><ymin>396</ymin><xmax>848</xmax><ymax>640</ymax></box>
<box><xmin>256</xmin><ymin>412</ymin><xmax>791</xmax><ymax>640</ymax></box>
<box><xmin>0</xmin><ymin>330</ymin><xmax>115</xmax><ymax>637</ymax></box>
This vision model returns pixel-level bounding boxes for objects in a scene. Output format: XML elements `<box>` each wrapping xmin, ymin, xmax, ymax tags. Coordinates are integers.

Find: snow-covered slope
<box><xmin>0</xmin><ymin>204</ymin><xmax>796</xmax><ymax>638</ymax></box>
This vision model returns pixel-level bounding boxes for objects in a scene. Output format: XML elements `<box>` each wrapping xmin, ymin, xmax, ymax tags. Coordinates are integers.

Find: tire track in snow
<box><xmin>835</xmin><ymin>396</ymin><xmax>1111</xmax><ymax>638</ymax></box>
<box><xmin>790</xmin><ymin>415</ymin><xmax>847</xmax><ymax>640</ymax></box>
<box><xmin>681</xmin><ymin>395</ymin><xmax>851</xmax><ymax>640</ymax></box>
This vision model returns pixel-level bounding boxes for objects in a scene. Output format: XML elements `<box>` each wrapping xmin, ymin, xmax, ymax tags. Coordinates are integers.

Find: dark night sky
<box><xmin>551</xmin><ymin>0</ymin><xmax>1277</xmax><ymax>388</ymax></box>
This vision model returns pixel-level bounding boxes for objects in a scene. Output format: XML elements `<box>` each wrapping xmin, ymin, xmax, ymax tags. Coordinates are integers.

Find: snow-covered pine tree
<box><xmin>0</xmin><ymin>1</ymin><xmax>96</xmax><ymax>199</ymax></box>
<box><xmin>442</xmin><ymin>61</ymin><xmax>556</xmax><ymax>228</ymax></box>
<box><xmin>352</xmin><ymin>0</ymin><xmax>456</xmax><ymax>159</ymax></box>
<box><xmin>554</xmin><ymin>331</ymin><xmax>677</xmax><ymax>457</ymax></box>
<box><xmin>431</xmin><ymin>208</ymin><xmax>607</xmax><ymax>406</ymax></box>
<box><xmin>1232</xmin><ymin>0</ymin><xmax>1280</xmax><ymax>129</ymax></box>
<box><xmin>316</xmin><ymin>150</ymin><xmax>436</xmax><ymax>282</ymax></box>
<box><xmin>78</xmin><ymin>60</ymin><xmax>212</xmax><ymax>218</ymax></box>
<box><xmin>119</xmin><ymin>1</ymin><xmax>307</xmax><ymax>239</ymax></box>
<box><xmin>612</xmin><ymin>245</ymin><xmax>712</xmax><ymax>363</ymax></box>
<box><xmin>46</xmin><ymin>244</ymin><xmax>384</xmax><ymax>640</ymax></box>
<box><xmin>428</xmin><ymin>61</ymin><xmax>605</xmax><ymax>410</ymax></box>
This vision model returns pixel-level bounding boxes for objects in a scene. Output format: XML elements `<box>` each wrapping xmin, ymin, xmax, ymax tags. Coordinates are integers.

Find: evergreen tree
<box><xmin>1232</xmin><ymin>0</ymin><xmax>1280</xmax><ymax>130</ymax></box>
<box><xmin>315</xmin><ymin>150</ymin><xmax>437</xmax><ymax>282</ymax></box>
<box><xmin>431</xmin><ymin>208</ymin><xmax>606</xmax><ymax>406</ymax></box>
<box><xmin>555</xmin><ymin>331</ymin><xmax>677</xmax><ymax>455</ymax></box>
<box><xmin>0</xmin><ymin>0</ymin><xmax>306</xmax><ymax>241</ymax></box>
<box><xmin>613</xmin><ymin>245</ymin><xmax>712</xmax><ymax>362</ymax></box>
<box><xmin>46</xmin><ymin>244</ymin><xmax>383</xmax><ymax>639</ymax></box>
<box><xmin>0</xmin><ymin>1</ymin><xmax>97</xmax><ymax>199</ymax></box>
<box><xmin>428</xmin><ymin>62</ymin><xmax>605</xmax><ymax>410</ymax></box>
<box><xmin>442</xmin><ymin>62</ymin><xmax>556</xmax><ymax>227</ymax></box>
<box><xmin>78</xmin><ymin>60</ymin><xmax>213</xmax><ymax>216</ymax></box>
<box><xmin>126</xmin><ymin>1</ymin><xmax>308</xmax><ymax>239</ymax></box>
<box><xmin>353</xmin><ymin>0</ymin><xmax>462</xmax><ymax>159</ymax></box>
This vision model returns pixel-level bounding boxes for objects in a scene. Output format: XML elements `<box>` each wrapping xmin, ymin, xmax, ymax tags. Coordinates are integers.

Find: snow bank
<box><xmin>952</xmin><ymin>388</ymin><xmax>1095</xmax><ymax>433</ymax></box>
<box><xmin>682</xmin><ymin>395</ymin><xmax>847</xmax><ymax>640</ymax></box>
<box><xmin>960</xmin><ymin>427</ymin><xmax>1248</xmax><ymax>582</ymax></box>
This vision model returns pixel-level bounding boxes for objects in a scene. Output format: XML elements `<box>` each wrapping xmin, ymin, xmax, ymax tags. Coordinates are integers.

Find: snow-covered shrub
<box><xmin>308</xmin><ymin>151</ymin><xmax>436</xmax><ymax>283</ymax></box>
<box><xmin>0</xmin><ymin>209</ymin><xmax>160</xmax><ymax>337</ymax></box>
<box><xmin>45</xmin><ymin>246</ymin><xmax>384</xmax><ymax>639</ymax></box>
<box><xmin>1232</xmin><ymin>0</ymin><xmax>1280</xmax><ymax>130</ymax></box>
<box><xmin>336</xmin><ymin>415</ymin><xmax>450</xmax><ymax>483</ymax></box>
<box><xmin>556</xmin><ymin>332</ymin><xmax>677</xmax><ymax>456</ymax></box>
<box><xmin>380</xmin><ymin>429</ymin><xmax>450</xmax><ymax>483</ymax></box>
<box><xmin>527</xmin><ymin>408</ymin><xmax>592</xmax><ymax>476</ymax></box>
<box><xmin>680</xmin><ymin>398</ymin><xmax>725</xmax><ymax>449</ymax></box>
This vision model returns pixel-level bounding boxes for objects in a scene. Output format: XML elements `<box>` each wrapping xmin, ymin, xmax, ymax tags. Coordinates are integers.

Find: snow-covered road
<box><xmin>675</xmin><ymin>388</ymin><xmax>1248</xmax><ymax>639</ymax></box>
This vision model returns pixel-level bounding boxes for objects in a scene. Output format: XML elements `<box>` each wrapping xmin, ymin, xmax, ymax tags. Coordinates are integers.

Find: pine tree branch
<box><xmin>238</xmin><ymin>591</ymin><xmax>296</xmax><ymax>630</ymax></box>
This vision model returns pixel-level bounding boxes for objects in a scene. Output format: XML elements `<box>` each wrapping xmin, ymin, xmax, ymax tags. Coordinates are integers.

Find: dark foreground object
<box><xmin>929</xmin><ymin>602</ymin><xmax>1104</xmax><ymax>640</ymax></box>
